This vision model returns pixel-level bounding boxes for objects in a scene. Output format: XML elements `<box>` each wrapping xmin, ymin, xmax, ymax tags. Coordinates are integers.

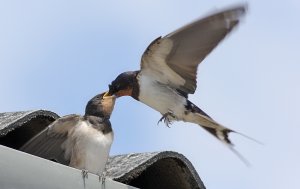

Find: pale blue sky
<box><xmin>1</xmin><ymin>1</ymin><xmax>299</xmax><ymax>189</ymax></box>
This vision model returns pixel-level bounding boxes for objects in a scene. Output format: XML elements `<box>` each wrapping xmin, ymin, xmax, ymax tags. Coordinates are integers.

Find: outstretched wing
<box><xmin>19</xmin><ymin>114</ymin><xmax>81</xmax><ymax>165</ymax></box>
<box><xmin>141</xmin><ymin>5</ymin><xmax>246</xmax><ymax>95</ymax></box>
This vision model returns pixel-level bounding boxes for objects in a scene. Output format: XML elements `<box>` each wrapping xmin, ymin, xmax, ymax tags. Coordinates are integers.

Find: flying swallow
<box><xmin>20</xmin><ymin>92</ymin><xmax>115</xmax><ymax>179</ymax></box>
<box><xmin>107</xmin><ymin>5</ymin><xmax>256</xmax><ymax>163</ymax></box>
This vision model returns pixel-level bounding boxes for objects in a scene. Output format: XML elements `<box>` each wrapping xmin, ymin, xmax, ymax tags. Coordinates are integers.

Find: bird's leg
<box><xmin>99</xmin><ymin>170</ymin><xmax>107</xmax><ymax>188</ymax></box>
<box><xmin>157</xmin><ymin>111</ymin><xmax>176</xmax><ymax>127</ymax></box>
<box><xmin>81</xmin><ymin>169</ymin><xmax>89</xmax><ymax>179</ymax></box>
<box><xmin>81</xmin><ymin>169</ymin><xmax>89</xmax><ymax>188</ymax></box>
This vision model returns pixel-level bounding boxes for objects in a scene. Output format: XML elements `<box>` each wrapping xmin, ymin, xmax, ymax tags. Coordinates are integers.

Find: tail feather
<box><xmin>186</xmin><ymin>100</ymin><xmax>236</xmax><ymax>146</ymax></box>
<box><xmin>202</xmin><ymin>126</ymin><xmax>234</xmax><ymax>146</ymax></box>
<box><xmin>228</xmin><ymin>145</ymin><xmax>251</xmax><ymax>166</ymax></box>
<box><xmin>202</xmin><ymin>126</ymin><xmax>252</xmax><ymax>166</ymax></box>
<box><xmin>199</xmin><ymin>120</ymin><xmax>253</xmax><ymax>166</ymax></box>
<box><xmin>185</xmin><ymin>100</ymin><xmax>260</xmax><ymax>165</ymax></box>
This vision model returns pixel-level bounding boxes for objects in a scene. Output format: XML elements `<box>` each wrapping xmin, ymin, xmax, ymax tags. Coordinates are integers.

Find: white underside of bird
<box><xmin>63</xmin><ymin>120</ymin><xmax>113</xmax><ymax>175</ymax></box>
<box><xmin>138</xmin><ymin>72</ymin><xmax>227</xmax><ymax>131</ymax></box>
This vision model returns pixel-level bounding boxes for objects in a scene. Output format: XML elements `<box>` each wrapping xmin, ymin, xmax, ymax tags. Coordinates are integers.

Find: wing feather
<box><xmin>19</xmin><ymin>114</ymin><xmax>81</xmax><ymax>165</ymax></box>
<box><xmin>141</xmin><ymin>5</ymin><xmax>246</xmax><ymax>94</ymax></box>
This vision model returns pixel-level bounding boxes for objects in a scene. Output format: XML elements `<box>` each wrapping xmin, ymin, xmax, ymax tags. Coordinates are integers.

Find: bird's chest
<box><xmin>79</xmin><ymin>130</ymin><xmax>112</xmax><ymax>158</ymax></box>
<box><xmin>82</xmin><ymin>133</ymin><xmax>112</xmax><ymax>170</ymax></box>
<box><xmin>68</xmin><ymin>122</ymin><xmax>113</xmax><ymax>174</ymax></box>
<box><xmin>138</xmin><ymin>75</ymin><xmax>187</xmax><ymax>117</ymax></box>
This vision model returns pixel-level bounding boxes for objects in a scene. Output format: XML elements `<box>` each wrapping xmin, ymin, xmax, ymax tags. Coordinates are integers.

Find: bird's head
<box><xmin>85</xmin><ymin>92</ymin><xmax>116</xmax><ymax>118</ymax></box>
<box><xmin>108</xmin><ymin>71</ymin><xmax>138</xmax><ymax>98</ymax></box>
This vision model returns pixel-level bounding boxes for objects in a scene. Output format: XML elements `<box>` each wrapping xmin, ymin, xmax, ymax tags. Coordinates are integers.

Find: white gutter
<box><xmin>0</xmin><ymin>145</ymin><xmax>138</xmax><ymax>189</ymax></box>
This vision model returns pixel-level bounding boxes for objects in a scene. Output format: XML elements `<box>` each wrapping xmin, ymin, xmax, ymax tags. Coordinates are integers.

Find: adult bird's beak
<box><xmin>107</xmin><ymin>84</ymin><xmax>116</xmax><ymax>96</ymax></box>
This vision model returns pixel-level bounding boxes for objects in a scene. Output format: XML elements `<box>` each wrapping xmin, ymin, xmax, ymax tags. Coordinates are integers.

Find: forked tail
<box><xmin>185</xmin><ymin>100</ymin><xmax>261</xmax><ymax>165</ymax></box>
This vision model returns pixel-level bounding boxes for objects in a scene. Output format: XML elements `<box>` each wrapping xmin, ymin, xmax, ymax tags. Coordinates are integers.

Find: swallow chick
<box><xmin>20</xmin><ymin>92</ymin><xmax>115</xmax><ymax>182</ymax></box>
<box><xmin>107</xmin><ymin>5</ymin><xmax>256</xmax><ymax>164</ymax></box>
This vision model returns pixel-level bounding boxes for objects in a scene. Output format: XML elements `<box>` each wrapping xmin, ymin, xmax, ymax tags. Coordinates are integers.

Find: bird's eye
<box><xmin>116</xmin><ymin>84</ymin><xmax>120</xmax><ymax>90</ymax></box>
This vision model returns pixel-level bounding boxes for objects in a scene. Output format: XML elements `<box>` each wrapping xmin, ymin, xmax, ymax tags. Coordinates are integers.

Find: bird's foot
<box><xmin>81</xmin><ymin>169</ymin><xmax>89</xmax><ymax>179</ymax></box>
<box><xmin>99</xmin><ymin>171</ymin><xmax>107</xmax><ymax>188</ymax></box>
<box><xmin>157</xmin><ymin>111</ymin><xmax>175</xmax><ymax>127</ymax></box>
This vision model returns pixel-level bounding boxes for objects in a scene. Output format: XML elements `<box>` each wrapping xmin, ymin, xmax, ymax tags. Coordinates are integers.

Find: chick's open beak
<box><xmin>103</xmin><ymin>91</ymin><xmax>110</xmax><ymax>97</ymax></box>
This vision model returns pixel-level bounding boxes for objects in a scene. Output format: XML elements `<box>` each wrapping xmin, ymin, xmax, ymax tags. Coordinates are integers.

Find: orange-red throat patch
<box><xmin>115</xmin><ymin>88</ymin><xmax>133</xmax><ymax>97</ymax></box>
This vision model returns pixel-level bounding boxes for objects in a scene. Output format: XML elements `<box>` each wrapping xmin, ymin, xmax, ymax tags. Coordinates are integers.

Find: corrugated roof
<box><xmin>0</xmin><ymin>110</ymin><xmax>59</xmax><ymax>136</ymax></box>
<box><xmin>0</xmin><ymin>110</ymin><xmax>206</xmax><ymax>189</ymax></box>
<box><xmin>107</xmin><ymin>151</ymin><xmax>205</xmax><ymax>189</ymax></box>
<box><xmin>0</xmin><ymin>110</ymin><xmax>59</xmax><ymax>149</ymax></box>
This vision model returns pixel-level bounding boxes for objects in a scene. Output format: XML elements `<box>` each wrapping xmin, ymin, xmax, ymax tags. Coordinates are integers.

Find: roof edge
<box><xmin>0</xmin><ymin>110</ymin><xmax>59</xmax><ymax>137</ymax></box>
<box><xmin>110</xmin><ymin>151</ymin><xmax>205</xmax><ymax>188</ymax></box>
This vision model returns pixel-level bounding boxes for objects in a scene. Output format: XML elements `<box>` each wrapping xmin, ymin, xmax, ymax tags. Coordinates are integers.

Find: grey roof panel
<box><xmin>0</xmin><ymin>110</ymin><xmax>59</xmax><ymax>149</ymax></box>
<box><xmin>106</xmin><ymin>151</ymin><xmax>206</xmax><ymax>189</ymax></box>
<box><xmin>0</xmin><ymin>110</ymin><xmax>59</xmax><ymax>136</ymax></box>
